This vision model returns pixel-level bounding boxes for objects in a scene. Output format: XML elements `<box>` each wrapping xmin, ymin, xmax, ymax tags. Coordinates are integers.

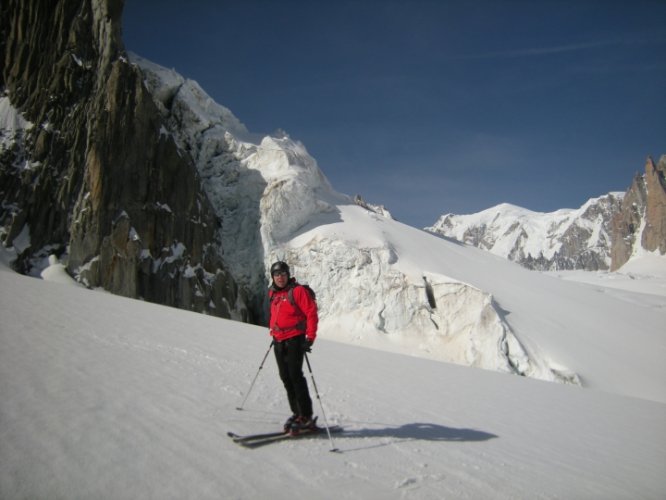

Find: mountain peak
<box><xmin>427</xmin><ymin>194</ymin><xmax>625</xmax><ymax>271</ymax></box>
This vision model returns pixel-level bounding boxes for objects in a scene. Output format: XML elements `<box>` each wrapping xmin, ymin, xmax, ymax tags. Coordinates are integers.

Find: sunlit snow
<box><xmin>1</xmin><ymin>250</ymin><xmax>665</xmax><ymax>499</ymax></box>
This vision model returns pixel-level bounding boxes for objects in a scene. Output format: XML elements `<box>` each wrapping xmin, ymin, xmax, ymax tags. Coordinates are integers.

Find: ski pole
<box><xmin>304</xmin><ymin>352</ymin><xmax>339</xmax><ymax>452</ymax></box>
<box><xmin>236</xmin><ymin>340</ymin><xmax>274</xmax><ymax>411</ymax></box>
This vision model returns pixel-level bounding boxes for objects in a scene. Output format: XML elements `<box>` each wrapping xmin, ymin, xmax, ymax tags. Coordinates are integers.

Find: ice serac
<box><xmin>0</xmin><ymin>0</ymin><xmax>248</xmax><ymax>320</ymax></box>
<box><xmin>132</xmin><ymin>53</ymin><xmax>340</xmax><ymax>314</ymax></box>
<box><xmin>281</xmin><ymin>239</ymin><xmax>556</xmax><ymax>381</ymax></box>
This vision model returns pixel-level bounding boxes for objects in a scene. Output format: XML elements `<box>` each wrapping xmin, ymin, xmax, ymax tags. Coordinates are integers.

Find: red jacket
<box><xmin>269</xmin><ymin>281</ymin><xmax>318</xmax><ymax>343</ymax></box>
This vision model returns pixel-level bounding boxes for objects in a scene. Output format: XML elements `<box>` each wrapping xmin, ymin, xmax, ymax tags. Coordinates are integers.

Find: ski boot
<box><xmin>283</xmin><ymin>414</ymin><xmax>297</xmax><ymax>433</ymax></box>
<box><xmin>289</xmin><ymin>415</ymin><xmax>318</xmax><ymax>436</ymax></box>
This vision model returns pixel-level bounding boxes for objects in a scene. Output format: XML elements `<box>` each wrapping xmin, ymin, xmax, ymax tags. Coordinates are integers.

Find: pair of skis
<box><xmin>228</xmin><ymin>422</ymin><xmax>343</xmax><ymax>450</ymax></box>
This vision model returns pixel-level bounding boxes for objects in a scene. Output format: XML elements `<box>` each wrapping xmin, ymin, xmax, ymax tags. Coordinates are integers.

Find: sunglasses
<box><xmin>272</xmin><ymin>271</ymin><xmax>288</xmax><ymax>277</ymax></box>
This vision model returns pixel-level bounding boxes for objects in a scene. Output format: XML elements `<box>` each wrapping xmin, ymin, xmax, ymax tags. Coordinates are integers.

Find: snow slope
<box><xmin>547</xmin><ymin>253</ymin><xmax>666</xmax><ymax>297</ymax></box>
<box><xmin>1</xmin><ymin>262</ymin><xmax>665</xmax><ymax>499</ymax></box>
<box><xmin>289</xmin><ymin>205</ymin><xmax>666</xmax><ymax>403</ymax></box>
<box><xmin>128</xmin><ymin>55</ymin><xmax>666</xmax><ymax>400</ymax></box>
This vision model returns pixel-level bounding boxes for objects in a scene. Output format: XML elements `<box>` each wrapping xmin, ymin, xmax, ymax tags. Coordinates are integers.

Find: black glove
<box><xmin>302</xmin><ymin>339</ymin><xmax>313</xmax><ymax>353</ymax></box>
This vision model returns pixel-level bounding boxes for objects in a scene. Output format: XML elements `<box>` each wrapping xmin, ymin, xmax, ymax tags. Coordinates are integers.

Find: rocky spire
<box><xmin>642</xmin><ymin>156</ymin><xmax>666</xmax><ymax>255</ymax></box>
<box><xmin>611</xmin><ymin>156</ymin><xmax>666</xmax><ymax>271</ymax></box>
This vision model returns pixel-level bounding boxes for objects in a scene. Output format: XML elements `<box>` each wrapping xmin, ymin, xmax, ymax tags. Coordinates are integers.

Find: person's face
<box><xmin>272</xmin><ymin>271</ymin><xmax>288</xmax><ymax>287</ymax></box>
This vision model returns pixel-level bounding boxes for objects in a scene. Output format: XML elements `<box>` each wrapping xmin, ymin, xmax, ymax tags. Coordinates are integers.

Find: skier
<box><xmin>268</xmin><ymin>261</ymin><xmax>318</xmax><ymax>434</ymax></box>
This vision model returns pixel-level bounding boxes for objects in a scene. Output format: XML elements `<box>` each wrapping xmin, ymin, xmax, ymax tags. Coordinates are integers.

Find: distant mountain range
<box><xmin>426</xmin><ymin>156</ymin><xmax>666</xmax><ymax>272</ymax></box>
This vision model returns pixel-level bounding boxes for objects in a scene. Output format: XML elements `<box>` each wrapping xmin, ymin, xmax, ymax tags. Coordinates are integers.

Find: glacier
<box><xmin>119</xmin><ymin>53</ymin><xmax>666</xmax><ymax>401</ymax></box>
<box><xmin>129</xmin><ymin>54</ymin><xmax>556</xmax><ymax>383</ymax></box>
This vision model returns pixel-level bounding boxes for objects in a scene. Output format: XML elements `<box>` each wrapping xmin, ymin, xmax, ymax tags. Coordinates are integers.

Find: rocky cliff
<box><xmin>611</xmin><ymin>156</ymin><xmax>666</xmax><ymax>270</ymax></box>
<box><xmin>0</xmin><ymin>0</ymin><xmax>248</xmax><ymax>320</ymax></box>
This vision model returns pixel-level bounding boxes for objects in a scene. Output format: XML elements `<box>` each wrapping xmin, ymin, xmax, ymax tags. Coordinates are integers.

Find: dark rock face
<box><xmin>611</xmin><ymin>155</ymin><xmax>666</xmax><ymax>270</ymax></box>
<box><xmin>642</xmin><ymin>156</ymin><xmax>666</xmax><ymax>255</ymax></box>
<box><xmin>610</xmin><ymin>173</ymin><xmax>648</xmax><ymax>270</ymax></box>
<box><xmin>0</xmin><ymin>0</ymin><xmax>249</xmax><ymax>320</ymax></box>
<box><xmin>611</xmin><ymin>156</ymin><xmax>666</xmax><ymax>271</ymax></box>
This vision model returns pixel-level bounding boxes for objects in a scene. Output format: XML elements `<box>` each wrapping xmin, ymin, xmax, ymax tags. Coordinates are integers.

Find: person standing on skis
<box><xmin>268</xmin><ymin>261</ymin><xmax>318</xmax><ymax>434</ymax></box>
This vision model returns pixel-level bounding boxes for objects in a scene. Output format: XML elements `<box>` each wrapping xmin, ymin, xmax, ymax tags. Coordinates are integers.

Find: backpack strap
<box><xmin>287</xmin><ymin>286</ymin><xmax>296</xmax><ymax>308</ymax></box>
<box><xmin>269</xmin><ymin>282</ymin><xmax>299</xmax><ymax>307</ymax></box>
<box><xmin>270</xmin><ymin>282</ymin><xmax>315</xmax><ymax>316</ymax></box>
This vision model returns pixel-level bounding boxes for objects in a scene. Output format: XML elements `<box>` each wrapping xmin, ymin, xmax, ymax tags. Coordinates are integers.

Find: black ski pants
<box><xmin>274</xmin><ymin>335</ymin><xmax>313</xmax><ymax>418</ymax></box>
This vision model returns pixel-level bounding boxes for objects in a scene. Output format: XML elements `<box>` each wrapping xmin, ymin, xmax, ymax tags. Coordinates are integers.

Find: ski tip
<box><xmin>330</xmin><ymin>448</ymin><xmax>341</xmax><ymax>453</ymax></box>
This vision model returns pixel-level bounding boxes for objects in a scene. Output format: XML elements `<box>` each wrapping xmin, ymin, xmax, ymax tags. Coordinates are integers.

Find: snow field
<box><xmin>1</xmin><ymin>266</ymin><xmax>665</xmax><ymax>499</ymax></box>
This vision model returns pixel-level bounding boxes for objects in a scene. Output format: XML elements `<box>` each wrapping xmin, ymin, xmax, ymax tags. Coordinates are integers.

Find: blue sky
<box><xmin>123</xmin><ymin>1</ymin><xmax>666</xmax><ymax>228</ymax></box>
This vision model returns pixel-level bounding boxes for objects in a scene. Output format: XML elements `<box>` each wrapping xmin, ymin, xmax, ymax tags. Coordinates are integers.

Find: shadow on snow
<box><xmin>334</xmin><ymin>422</ymin><xmax>498</xmax><ymax>452</ymax></box>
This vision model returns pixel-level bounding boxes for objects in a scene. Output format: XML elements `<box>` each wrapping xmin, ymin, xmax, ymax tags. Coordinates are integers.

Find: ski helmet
<box><xmin>270</xmin><ymin>261</ymin><xmax>290</xmax><ymax>277</ymax></box>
